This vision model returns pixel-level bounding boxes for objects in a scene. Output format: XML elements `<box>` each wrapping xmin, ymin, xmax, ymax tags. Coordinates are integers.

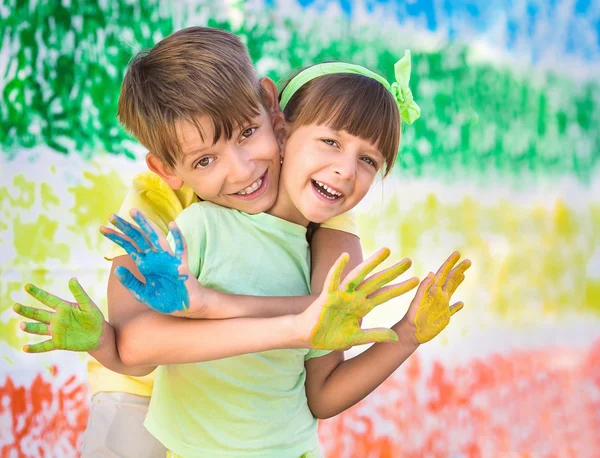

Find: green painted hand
<box><xmin>13</xmin><ymin>278</ymin><xmax>104</xmax><ymax>353</ymax></box>
<box><xmin>404</xmin><ymin>251</ymin><xmax>472</xmax><ymax>344</ymax></box>
<box><xmin>305</xmin><ymin>248</ymin><xmax>420</xmax><ymax>350</ymax></box>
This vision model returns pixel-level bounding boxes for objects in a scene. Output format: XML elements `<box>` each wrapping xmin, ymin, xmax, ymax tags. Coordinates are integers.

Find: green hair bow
<box><xmin>279</xmin><ymin>50</ymin><xmax>421</xmax><ymax>125</ymax></box>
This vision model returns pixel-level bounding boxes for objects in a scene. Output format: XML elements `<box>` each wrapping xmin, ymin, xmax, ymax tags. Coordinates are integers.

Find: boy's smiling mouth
<box><xmin>231</xmin><ymin>170</ymin><xmax>269</xmax><ymax>200</ymax></box>
<box><xmin>311</xmin><ymin>180</ymin><xmax>344</xmax><ymax>201</ymax></box>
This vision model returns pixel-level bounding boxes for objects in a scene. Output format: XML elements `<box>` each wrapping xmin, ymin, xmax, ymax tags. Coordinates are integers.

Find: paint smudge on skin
<box><xmin>0</xmin><ymin>370</ymin><xmax>89</xmax><ymax>457</ymax></box>
<box><xmin>319</xmin><ymin>339</ymin><xmax>600</xmax><ymax>458</ymax></box>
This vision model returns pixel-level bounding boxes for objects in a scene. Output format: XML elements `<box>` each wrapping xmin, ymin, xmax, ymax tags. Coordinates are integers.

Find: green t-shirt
<box><xmin>144</xmin><ymin>202</ymin><xmax>328</xmax><ymax>458</ymax></box>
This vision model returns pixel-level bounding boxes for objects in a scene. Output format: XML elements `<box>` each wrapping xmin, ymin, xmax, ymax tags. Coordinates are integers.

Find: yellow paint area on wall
<box><xmin>68</xmin><ymin>169</ymin><xmax>126</xmax><ymax>249</ymax></box>
<box><xmin>358</xmin><ymin>193</ymin><xmax>599</xmax><ymax>320</ymax></box>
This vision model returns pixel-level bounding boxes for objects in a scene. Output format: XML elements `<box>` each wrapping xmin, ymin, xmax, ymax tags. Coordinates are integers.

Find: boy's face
<box><xmin>169</xmin><ymin>108</ymin><xmax>281</xmax><ymax>214</ymax></box>
<box><xmin>274</xmin><ymin>123</ymin><xmax>384</xmax><ymax>225</ymax></box>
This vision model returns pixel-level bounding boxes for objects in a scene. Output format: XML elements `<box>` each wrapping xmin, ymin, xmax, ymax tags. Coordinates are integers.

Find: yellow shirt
<box><xmin>88</xmin><ymin>171</ymin><xmax>359</xmax><ymax>397</ymax></box>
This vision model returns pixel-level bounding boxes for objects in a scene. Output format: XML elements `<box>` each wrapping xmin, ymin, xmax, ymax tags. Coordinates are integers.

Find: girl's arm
<box><xmin>304</xmin><ymin>252</ymin><xmax>471</xmax><ymax>419</ymax></box>
<box><xmin>104</xmin><ymin>210</ymin><xmax>365</xmax><ymax>318</ymax></box>
<box><xmin>195</xmin><ymin>227</ymin><xmax>365</xmax><ymax>318</ymax></box>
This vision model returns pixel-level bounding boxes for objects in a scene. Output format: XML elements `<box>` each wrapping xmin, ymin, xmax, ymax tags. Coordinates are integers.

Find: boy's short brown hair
<box><xmin>118</xmin><ymin>27</ymin><xmax>267</xmax><ymax>168</ymax></box>
<box><xmin>280</xmin><ymin>71</ymin><xmax>401</xmax><ymax>176</ymax></box>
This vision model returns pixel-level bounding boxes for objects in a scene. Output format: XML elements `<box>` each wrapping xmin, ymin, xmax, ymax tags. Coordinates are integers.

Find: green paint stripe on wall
<box><xmin>1</xmin><ymin>1</ymin><xmax>598</xmax><ymax>180</ymax></box>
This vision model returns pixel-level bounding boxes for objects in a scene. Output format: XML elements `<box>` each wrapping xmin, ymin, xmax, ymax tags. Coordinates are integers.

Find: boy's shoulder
<box><xmin>177</xmin><ymin>201</ymin><xmax>235</xmax><ymax>224</ymax></box>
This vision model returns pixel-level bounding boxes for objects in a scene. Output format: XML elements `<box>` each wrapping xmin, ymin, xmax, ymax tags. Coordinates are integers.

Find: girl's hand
<box><xmin>100</xmin><ymin>209</ymin><xmax>206</xmax><ymax>316</ymax></box>
<box><xmin>299</xmin><ymin>248</ymin><xmax>419</xmax><ymax>350</ymax></box>
<box><xmin>13</xmin><ymin>279</ymin><xmax>104</xmax><ymax>352</ymax></box>
<box><xmin>403</xmin><ymin>251</ymin><xmax>471</xmax><ymax>345</ymax></box>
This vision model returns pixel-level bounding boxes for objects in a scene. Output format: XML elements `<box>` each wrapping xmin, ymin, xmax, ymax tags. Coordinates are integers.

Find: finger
<box><xmin>348</xmin><ymin>328</ymin><xmax>398</xmax><ymax>346</ymax></box>
<box><xmin>131</xmin><ymin>208</ymin><xmax>169</xmax><ymax>251</ymax></box>
<box><xmin>367</xmin><ymin>277</ymin><xmax>420</xmax><ymax>307</ymax></box>
<box><xmin>20</xmin><ymin>321</ymin><xmax>50</xmax><ymax>335</ymax></box>
<box><xmin>443</xmin><ymin>259</ymin><xmax>471</xmax><ymax>294</ymax></box>
<box><xmin>115</xmin><ymin>266</ymin><xmax>146</xmax><ymax>303</ymax></box>
<box><xmin>109</xmin><ymin>213</ymin><xmax>152</xmax><ymax>252</ymax></box>
<box><xmin>169</xmin><ymin>222</ymin><xmax>187</xmax><ymax>263</ymax></box>
<box><xmin>24</xmin><ymin>284</ymin><xmax>64</xmax><ymax>310</ymax></box>
<box><xmin>24</xmin><ymin>340</ymin><xmax>56</xmax><ymax>353</ymax></box>
<box><xmin>359</xmin><ymin>258</ymin><xmax>412</xmax><ymax>296</ymax></box>
<box><xmin>410</xmin><ymin>273</ymin><xmax>435</xmax><ymax>306</ymax></box>
<box><xmin>326</xmin><ymin>253</ymin><xmax>350</xmax><ymax>294</ymax></box>
<box><xmin>12</xmin><ymin>303</ymin><xmax>53</xmax><ymax>324</ymax></box>
<box><xmin>68</xmin><ymin>278</ymin><xmax>94</xmax><ymax>309</ymax></box>
<box><xmin>435</xmin><ymin>251</ymin><xmax>461</xmax><ymax>287</ymax></box>
<box><xmin>449</xmin><ymin>301</ymin><xmax>464</xmax><ymax>316</ymax></box>
<box><xmin>100</xmin><ymin>227</ymin><xmax>141</xmax><ymax>258</ymax></box>
<box><xmin>342</xmin><ymin>248</ymin><xmax>391</xmax><ymax>292</ymax></box>
<box><xmin>445</xmin><ymin>272</ymin><xmax>466</xmax><ymax>296</ymax></box>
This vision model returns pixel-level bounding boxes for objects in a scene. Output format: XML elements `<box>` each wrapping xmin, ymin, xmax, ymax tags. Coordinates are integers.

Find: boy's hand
<box><xmin>13</xmin><ymin>279</ymin><xmax>104</xmax><ymax>352</ymax></box>
<box><xmin>299</xmin><ymin>248</ymin><xmax>420</xmax><ymax>350</ymax></box>
<box><xmin>100</xmin><ymin>209</ymin><xmax>205</xmax><ymax>316</ymax></box>
<box><xmin>402</xmin><ymin>251</ymin><xmax>471</xmax><ymax>345</ymax></box>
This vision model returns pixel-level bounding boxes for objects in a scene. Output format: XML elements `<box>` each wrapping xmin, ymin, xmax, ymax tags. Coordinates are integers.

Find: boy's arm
<box><xmin>304</xmin><ymin>253</ymin><xmax>472</xmax><ymax>419</ymax></box>
<box><xmin>11</xmin><ymin>262</ymin><xmax>156</xmax><ymax>377</ymax></box>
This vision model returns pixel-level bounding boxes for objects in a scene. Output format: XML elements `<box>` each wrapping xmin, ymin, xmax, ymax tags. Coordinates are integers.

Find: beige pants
<box><xmin>80</xmin><ymin>392</ymin><xmax>166</xmax><ymax>458</ymax></box>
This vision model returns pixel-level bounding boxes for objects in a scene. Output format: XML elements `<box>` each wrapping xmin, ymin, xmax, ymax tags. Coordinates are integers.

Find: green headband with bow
<box><xmin>279</xmin><ymin>50</ymin><xmax>421</xmax><ymax>125</ymax></box>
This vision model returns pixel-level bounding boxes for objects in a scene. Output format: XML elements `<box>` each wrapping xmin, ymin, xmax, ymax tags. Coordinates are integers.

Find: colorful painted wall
<box><xmin>1</xmin><ymin>1</ymin><xmax>599</xmax><ymax>456</ymax></box>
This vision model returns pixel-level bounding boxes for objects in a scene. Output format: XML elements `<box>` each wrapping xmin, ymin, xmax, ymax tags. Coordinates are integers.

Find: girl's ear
<box><xmin>146</xmin><ymin>152</ymin><xmax>184</xmax><ymax>190</ymax></box>
<box><xmin>259</xmin><ymin>77</ymin><xmax>280</xmax><ymax>117</ymax></box>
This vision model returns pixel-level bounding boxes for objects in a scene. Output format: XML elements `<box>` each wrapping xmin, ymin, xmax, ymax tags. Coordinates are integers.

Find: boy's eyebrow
<box><xmin>182</xmin><ymin>145</ymin><xmax>210</xmax><ymax>160</ymax></box>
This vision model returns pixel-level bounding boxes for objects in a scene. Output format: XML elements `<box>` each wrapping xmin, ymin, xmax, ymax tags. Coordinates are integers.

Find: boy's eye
<box><xmin>360</xmin><ymin>156</ymin><xmax>378</xmax><ymax>169</ymax></box>
<box><xmin>195</xmin><ymin>156</ymin><xmax>215</xmax><ymax>168</ymax></box>
<box><xmin>241</xmin><ymin>127</ymin><xmax>257</xmax><ymax>139</ymax></box>
<box><xmin>322</xmin><ymin>139</ymin><xmax>338</xmax><ymax>147</ymax></box>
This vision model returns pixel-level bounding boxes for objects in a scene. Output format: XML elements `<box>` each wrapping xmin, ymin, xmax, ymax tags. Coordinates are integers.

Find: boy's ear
<box><xmin>146</xmin><ymin>152</ymin><xmax>184</xmax><ymax>190</ymax></box>
<box><xmin>259</xmin><ymin>77</ymin><xmax>281</xmax><ymax>117</ymax></box>
<box><xmin>272</xmin><ymin>112</ymin><xmax>288</xmax><ymax>152</ymax></box>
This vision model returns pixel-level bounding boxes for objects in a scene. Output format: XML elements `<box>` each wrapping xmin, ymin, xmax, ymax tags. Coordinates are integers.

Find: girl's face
<box><xmin>270</xmin><ymin>123</ymin><xmax>385</xmax><ymax>226</ymax></box>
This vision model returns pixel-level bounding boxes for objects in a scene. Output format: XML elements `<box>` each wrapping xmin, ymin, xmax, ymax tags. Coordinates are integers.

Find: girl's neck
<box><xmin>267</xmin><ymin>184</ymin><xmax>309</xmax><ymax>227</ymax></box>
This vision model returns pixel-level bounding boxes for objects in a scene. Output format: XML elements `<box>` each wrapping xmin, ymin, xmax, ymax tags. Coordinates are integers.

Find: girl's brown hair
<box><xmin>279</xmin><ymin>69</ymin><xmax>401</xmax><ymax>176</ymax></box>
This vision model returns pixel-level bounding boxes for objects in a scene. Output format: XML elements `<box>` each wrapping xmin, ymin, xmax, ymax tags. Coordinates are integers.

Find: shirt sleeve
<box><xmin>104</xmin><ymin>172</ymin><xmax>186</xmax><ymax>260</ymax></box>
<box><xmin>304</xmin><ymin>349</ymin><xmax>332</xmax><ymax>360</ymax></box>
<box><xmin>319</xmin><ymin>210</ymin><xmax>359</xmax><ymax>237</ymax></box>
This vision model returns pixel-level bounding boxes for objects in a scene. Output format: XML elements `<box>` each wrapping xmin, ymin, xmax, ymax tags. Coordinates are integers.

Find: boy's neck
<box><xmin>267</xmin><ymin>187</ymin><xmax>309</xmax><ymax>227</ymax></box>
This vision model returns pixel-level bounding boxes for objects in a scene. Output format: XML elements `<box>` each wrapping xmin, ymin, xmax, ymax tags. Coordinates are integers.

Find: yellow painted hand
<box><xmin>405</xmin><ymin>251</ymin><xmax>471</xmax><ymax>344</ymax></box>
<box><xmin>306</xmin><ymin>248</ymin><xmax>419</xmax><ymax>350</ymax></box>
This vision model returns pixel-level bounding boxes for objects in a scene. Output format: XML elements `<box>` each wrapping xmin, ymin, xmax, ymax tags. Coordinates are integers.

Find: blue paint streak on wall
<box><xmin>290</xmin><ymin>0</ymin><xmax>600</xmax><ymax>63</ymax></box>
<box><xmin>575</xmin><ymin>0</ymin><xmax>591</xmax><ymax>15</ymax></box>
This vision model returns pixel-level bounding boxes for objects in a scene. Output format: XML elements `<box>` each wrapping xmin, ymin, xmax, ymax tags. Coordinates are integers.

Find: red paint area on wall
<box><xmin>0</xmin><ymin>369</ymin><xmax>89</xmax><ymax>457</ymax></box>
<box><xmin>1</xmin><ymin>341</ymin><xmax>599</xmax><ymax>457</ymax></box>
<box><xmin>320</xmin><ymin>339</ymin><xmax>600</xmax><ymax>457</ymax></box>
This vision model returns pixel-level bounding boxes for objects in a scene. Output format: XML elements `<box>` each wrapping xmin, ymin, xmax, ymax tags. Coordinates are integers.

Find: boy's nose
<box><xmin>228</xmin><ymin>148</ymin><xmax>256</xmax><ymax>183</ymax></box>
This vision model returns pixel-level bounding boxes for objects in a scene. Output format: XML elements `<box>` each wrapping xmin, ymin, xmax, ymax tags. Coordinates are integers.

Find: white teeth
<box><xmin>313</xmin><ymin>180</ymin><xmax>343</xmax><ymax>199</ymax></box>
<box><xmin>236</xmin><ymin>177</ymin><xmax>263</xmax><ymax>195</ymax></box>
<box><xmin>315</xmin><ymin>181</ymin><xmax>342</xmax><ymax>197</ymax></box>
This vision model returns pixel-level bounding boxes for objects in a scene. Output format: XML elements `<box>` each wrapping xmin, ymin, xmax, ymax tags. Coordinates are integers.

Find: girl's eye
<box><xmin>322</xmin><ymin>139</ymin><xmax>338</xmax><ymax>147</ymax></box>
<box><xmin>195</xmin><ymin>156</ymin><xmax>215</xmax><ymax>168</ymax></box>
<box><xmin>241</xmin><ymin>127</ymin><xmax>257</xmax><ymax>139</ymax></box>
<box><xmin>360</xmin><ymin>156</ymin><xmax>378</xmax><ymax>169</ymax></box>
